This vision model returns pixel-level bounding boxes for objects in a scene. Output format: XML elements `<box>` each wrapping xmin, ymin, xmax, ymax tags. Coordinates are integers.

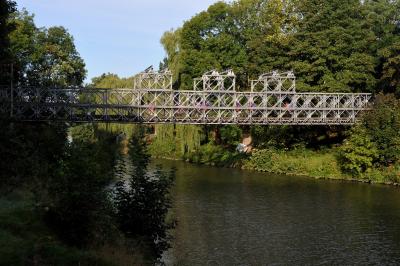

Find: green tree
<box><xmin>338</xmin><ymin>126</ymin><xmax>378</xmax><ymax>176</ymax></box>
<box><xmin>0</xmin><ymin>0</ymin><xmax>16</xmax><ymax>85</ymax></box>
<box><xmin>287</xmin><ymin>0</ymin><xmax>378</xmax><ymax>92</ymax></box>
<box><xmin>170</xmin><ymin>2</ymin><xmax>248</xmax><ymax>89</ymax></box>
<box><xmin>362</xmin><ymin>94</ymin><xmax>400</xmax><ymax>165</ymax></box>
<box><xmin>91</xmin><ymin>73</ymin><xmax>135</xmax><ymax>88</ymax></box>
<box><xmin>0</xmin><ymin>0</ymin><xmax>15</xmax><ymax>61</ymax></box>
<box><xmin>379</xmin><ymin>41</ymin><xmax>400</xmax><ymax>95</ymax></box>
<box><xmin>9</xmin><ymin>10</ymin><xmax>86</xmax><ymax>86</ymax></box>
<box><xmin>219</xmin><ymin>125</ymin><xmax>242</xmax><ymax>146</ymax></box>
<box><xmin>45</xmin><ymin>125</ymin><xmax>118</xmax><ymax>247</ymax></box>
<box><xmin>114</xmin><ymin>132</ymin><xmax>175</xmax><ymax>259</ymax></box>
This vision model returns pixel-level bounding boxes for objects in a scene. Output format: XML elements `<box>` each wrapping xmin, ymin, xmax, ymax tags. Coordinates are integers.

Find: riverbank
<box><xmin>150</xmin><ymin>146</ymin><xmax>400</xmax><ymax>187</ymax></box>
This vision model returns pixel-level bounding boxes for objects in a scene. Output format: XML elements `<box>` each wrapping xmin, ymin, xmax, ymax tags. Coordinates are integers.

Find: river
<box><xmin>155</xmin><ymin>159</ymin><xmax>400</xmax><ymax>265</ymax></box>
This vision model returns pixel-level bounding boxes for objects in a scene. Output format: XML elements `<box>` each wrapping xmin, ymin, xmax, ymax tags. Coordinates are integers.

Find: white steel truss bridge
<box><xmin>0</xmin><ymin>68</ymin><xmax>372</xmax><ymax>125</ymax></box>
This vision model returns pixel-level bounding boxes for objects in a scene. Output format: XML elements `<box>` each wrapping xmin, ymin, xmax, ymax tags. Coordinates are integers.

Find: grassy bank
<box><xmin>242</xmin><ymin>148</ymin><xmax>343</xmax><ymax>179</ymax></box>
<box><xmin>150</xmin><ymin>143</ymin><xmax>400</xmax><ymax>186</ymax></box>
<box><xmin>0</xmin><ymin>192</ymin><xmax>148</xmax><ymax>265</ymax></box>
<box><xmin>242</xmin><ymin>148</ymin><xmax>400</xmax><ymax>185</ymax></box>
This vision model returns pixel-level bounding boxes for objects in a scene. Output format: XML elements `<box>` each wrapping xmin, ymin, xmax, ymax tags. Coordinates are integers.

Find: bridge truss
<box><xmin>0</xmin><ymin>68</ymin><xmax>372</xmax><ymax>125</ymax></box>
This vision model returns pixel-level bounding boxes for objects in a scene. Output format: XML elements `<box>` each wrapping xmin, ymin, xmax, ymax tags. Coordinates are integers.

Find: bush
<box><xmin>219</xmin><ymin>125</ymin><xmax>242</xmax><ymax>146</ymax></box>
<box><xmin>45</xmin><ymin>125</ymin><xmax>118</xmax><ymax>247</ymax></box>
<box><xmin>337</xmin><ymin>126</ymin><xmax>379</xmax><ymax>177</ymax></box>
<box><xmin>244</xmin><ymin>147</ymin><xmax>343</xmax><ymax>179</ymax></box>
<box><xmin>362</xmin><ymin>94</ymin><xmax>400</xmax><ymax>166</ymax></box>
<box><xmin>185</xmin><ymin>142</ymin><xmax>246</xmax><ymax>167</ymax></box>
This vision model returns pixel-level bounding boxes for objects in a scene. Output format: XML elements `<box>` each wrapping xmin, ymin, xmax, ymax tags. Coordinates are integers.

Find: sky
<box><xmin>15</xmin><ymin>0</ymin><xmax>219</xmax><ymax>83</ymax></box>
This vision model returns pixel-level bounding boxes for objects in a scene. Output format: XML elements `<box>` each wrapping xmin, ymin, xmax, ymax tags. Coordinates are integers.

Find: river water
<box><xmin>156</xmin><ymin>159</ymin><xmax>400</xmax><ymax>265</ymax></box>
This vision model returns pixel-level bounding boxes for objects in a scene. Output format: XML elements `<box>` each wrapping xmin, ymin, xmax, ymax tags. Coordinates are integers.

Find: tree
<box><xmin>91</xmin><ymin>72</ymin><xmax>135</xmax><ymax>88</ymax></box>
<box><xmin>160</xmin><ymin>28</ymin><xmax>182</xmax><ymax>86</ymax></box>
<box><xmin>0</xmin><ymin>0</ymin><xmax>16</xmax><ymax>84</ymax></box>
<box><xmin>9</xmin><ymin>10</ymin><xmax>86</xmax><ymax>86</ymax></box>
<box><xmin>219</xmin><ymin>125</ymin><xmax>242</xmax><ymax>146</ymax></box>
<box><xmin>337</xmin><ymin>126</ymin><xmax>378</xmax><ymax>176</ymax></box>
<box><xmin>45</xmin><ymin>125</ymin><xmax>118</xmax><ymax>247</ymax></box>
<box><xmin>338</xmin><ymin>94</ymin><xmax>400</xmax><ymax>176</ymax></box>
<box><xmin>287</xmin><ymin>0</ymin><xmax>378</xmax><ymax>92</ymax></box>
<box><xmin>0</xmin><ymin>0</ymin><xmax>16</xmax><ymax>61</ymax></box>
<box><xmin>114</xmin><ymin>132</ymin><xmax>175</xmax><ymax>259</ymax></box>
<box><xmin>364</xmin><ymin>0</ymin><xmax>400</xmax><ymax>95</ymax></box>
<box><xmin>379</xmin><ymin>40</ymin><xmax>400</xmax><ymax>95</ymax></box>
<box><xmin>170</xmin><ymin>2</ymin><xmax>248</xmax><ymax>89</ymax></box>
<box><xmin>362</xmin><ymin>94</ymin><xmax>400</xmax><ymax>165</ymax></box>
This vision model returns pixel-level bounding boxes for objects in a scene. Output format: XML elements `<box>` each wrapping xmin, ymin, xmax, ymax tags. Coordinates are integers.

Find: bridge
<box><xmin>0</xmin><ymin>68</ymin><xmax>372</xmax><ymax>125</ymax></box>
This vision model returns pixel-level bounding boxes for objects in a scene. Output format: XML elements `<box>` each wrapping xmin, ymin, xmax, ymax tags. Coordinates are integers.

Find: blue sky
<box><xmin>16</xmin><ymin>0</ymin><xmax>219</xmax><ymax>83</ymax></box>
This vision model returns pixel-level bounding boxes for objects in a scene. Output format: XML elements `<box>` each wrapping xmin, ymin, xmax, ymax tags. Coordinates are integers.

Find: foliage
<box><xmin>160</xmin><ymin>0</ymin><xmax>400</xmax><ymax>94</ymax></box>
<box><xmin>361</xmin><ymin>94</ymin><xmax>400</xmax><ymax>165</ymax></box>
<box><xmin>186</xmin><ymin>142</ymin><xmax>246</xmax><ymax>167</ymax></box>
<box><xmin>250</xmin><ymin>125</ymin><xmax>346</xmax><ymax>150</ymax></box>
<box><xmin>0</xmin><ymin>121</ymin><xmax>67</xmax><ymax>196</ymax></box>
<box><xmin>45</xmin><ymin>125</ymin><xmax>119</xmax><ymax>247</ymax></box>
<box><xmin>1</xmin><ymin>4</ymin><xmax>168</xmax><ymax>263</ymax></box>
<box><xmin>91</xmin><ymin>73</ymin><xmax>135</xmax><ymax>88</ymax></box>
<box><xmin>219</xmin><ymin>125</ymin><xmax>242</xmax><ymax>146</ymax></box>
<box><xmin>337</xmin><ymin>126</ymin><xmax>379</xmax><ymax>176</ymax></box>
<box><xmin>161</xmin><ymin>0</ymin><xmax>297</xmax><ymax>90</ymax></box>
<box><xmin>287</xmin><ymin>0</ymin><xmax>378</xmax><ymax>92</ymax></box>
<box><xmin>244</xmin><ymin>147</ymin><xmax>343</xmax><ymax>178</ymax></box>
<box><xmin>0</xmin><ymin>0</ymin><xmax>16</xmax><ymax>63</ymax></box>
<box><xmin>114</xmin><ymin>133</ymin><xmax>175</xmax><ymax>259</ymax></box>
<box><xmin>9</xmin><ymin>9</ymin><xmax>86</xmax><ymax>86</ymax></box>
<box><xmin>0</xmin><ymin>195</ymin><xmax>113</xmax><ymax>266</ymax></box>
<box><xmin>155</xmin><ymin>0</ymin><xmax>400</xmax><ymax>159</ymax></box>
<box><xmin>379</xmin><ymin>40</ymin><xmax>400</xmax><ymax>95</ymax></box>
<box><xmin>149</xmin><ymin>124</ymin><xmax>203</xmax><ymax>158</ymax></box>
<box><xmin>337</xmin><ymin>94</ymin><xmax>400</xmax><ymax>177</ymax></box>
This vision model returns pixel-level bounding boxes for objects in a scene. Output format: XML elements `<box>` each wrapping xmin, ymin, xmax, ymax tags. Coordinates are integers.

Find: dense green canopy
<box><xmin>161</xmin><ymin>0</ymin><xmax>400</xmax><ymax>94</ymax></box>
<box><xmin>9</xmin><ymin>9</ymin><xmax>86</xmax><ymax>87</ymax></box>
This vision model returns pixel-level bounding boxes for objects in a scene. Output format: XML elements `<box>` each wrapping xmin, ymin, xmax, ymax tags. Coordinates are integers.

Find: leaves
<box><xmin>9</xmin><ymin>10</ymin><xmax>86</xmax><ymax>87</ymax></box>
<box><xmin>338</xmin><ymin>126</ymin><xmax>378</xmax><ymax>176</ymax></box>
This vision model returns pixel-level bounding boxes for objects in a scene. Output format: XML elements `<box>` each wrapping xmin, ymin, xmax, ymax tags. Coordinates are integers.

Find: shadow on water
<box><xmin>153</xmin><ymin>159</ymin><xmax>400</xmax><ymax>265</ymax></box>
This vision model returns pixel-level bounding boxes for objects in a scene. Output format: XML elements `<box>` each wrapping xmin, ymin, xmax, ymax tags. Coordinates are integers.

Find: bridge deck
<box><xmin>0</xmin><ymin>87</ymin><xmax>372</xmax><ymax>125</ymax></box>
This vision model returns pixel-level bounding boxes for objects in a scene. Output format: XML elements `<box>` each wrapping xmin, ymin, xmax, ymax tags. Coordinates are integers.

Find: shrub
<box><xmin>337</xmin><ymin>126</ymin><xmax>379</xmax><ymax>177</ymax></box>
<box><xmin>362</xmin><ymin>94</ymin><xmax>400</xmax><ymax>166</ymax></box>
<box><xmin>219</xmin><ymin>125</ymin><xmax>242</xmax><ymax>146</ymax></box>
<box><xmin>45</xmin><ymin>125</ymin><xmax>118</xmax><ymax>247</ymax></box>
<box><xmin>244</xmin><ymin>148</ymin><xmax>342</xmax><ymax>178</ymax></box>
<box><xmin>185</xmin><ymin>142</ymin><xmax>246</xmax><ymax>167</ymax></box>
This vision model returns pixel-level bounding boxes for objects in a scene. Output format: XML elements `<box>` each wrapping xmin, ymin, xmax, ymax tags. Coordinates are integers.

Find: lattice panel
<box><xmin>251</xmin><ymin>71</ymin><xmax>296</xmax><ymax>92</ymax></box>
<box><xmin>134</xmin><ymin>66</ymin><xmax>172</xmax><ymax>90</ymax></box>
<box><xmin>193</xmin><ymin>70</ymin><xmax>236</xmax><ymax>91</ymax></box>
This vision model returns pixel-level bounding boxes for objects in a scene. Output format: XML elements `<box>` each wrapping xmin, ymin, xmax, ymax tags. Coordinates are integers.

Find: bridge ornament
<box><xmin>251</xmin><ymin>71</ymin><xmax>296</xmax><ymax>92</ymax></box>
<box><xmin>0</xmin><ymin>68</ymin><xmax>372</xmax><ymax>125</ymax></box>
<box><xmin>133</xmin><ymin>66</ymin><xmax>172</xmax><ymax>90</ymax></box>
<box><xmin>193</xmin><ymin>69</ymin><xmax>236</xmax><ymax>91</ymax></box>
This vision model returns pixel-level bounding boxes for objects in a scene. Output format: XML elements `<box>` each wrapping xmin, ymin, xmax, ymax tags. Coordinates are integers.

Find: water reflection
<box><xmin>155</xmin><ymin>160</ymin><xmax>400</xmax><ymax>265</ymax></box>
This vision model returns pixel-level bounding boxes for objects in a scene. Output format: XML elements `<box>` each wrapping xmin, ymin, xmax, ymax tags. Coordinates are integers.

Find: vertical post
<box><xmin>104</xmin><ymin>90</ymin><xmax>108</xmax><ymax>121</ymax></box>
<box><xmin>10</xmin><ymin>64</ymin><xmax>14</xmax><ymax>118</ymax></box>
<box><xmin>352</xmin><ymin>94</ymin><xmax>355</xmax><ymax>123</ymax></box>
<box><xmin>322</xmin><ymin>95</ymin><xmax>326</xmax><ymax>123</ymax></box>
